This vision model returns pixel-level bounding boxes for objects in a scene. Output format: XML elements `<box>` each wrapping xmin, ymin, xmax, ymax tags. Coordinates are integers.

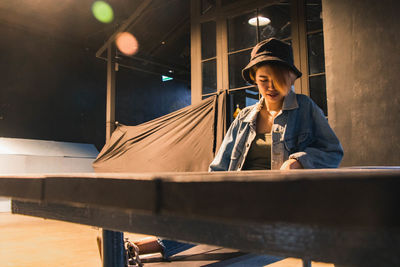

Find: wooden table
<box><xmin>1</xmin><ymin>169</ymin><xmax>399</xmax><ymax>267</ymax></box>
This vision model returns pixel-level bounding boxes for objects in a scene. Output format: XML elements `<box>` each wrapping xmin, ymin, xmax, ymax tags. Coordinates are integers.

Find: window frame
<box><xmin>191</xmin><ymin>0</ymin><xmax>318</xmax><ymax>106</ymax></box>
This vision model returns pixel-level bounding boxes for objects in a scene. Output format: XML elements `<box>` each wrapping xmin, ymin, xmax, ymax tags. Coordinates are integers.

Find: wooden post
<box><xmin>103</xmin><ymin>42</ymin><xmax>124</xmax><ymax>267</ymax></box>
<box><xmin>106</xmin><ymin>43</ymin><xmax>116</xmax><ymax>142</ymax></box>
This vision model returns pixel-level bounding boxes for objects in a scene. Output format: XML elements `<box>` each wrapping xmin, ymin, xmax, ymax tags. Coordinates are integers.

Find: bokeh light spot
<box><xmin>116</xmin><ymin>32</ymin><xmax>139</xmax><ymax>56</ymax></box>
<box><xmin>92</xmin><ymin>1</ymin><xmax>114</xmax><ymax>23</ymax></box>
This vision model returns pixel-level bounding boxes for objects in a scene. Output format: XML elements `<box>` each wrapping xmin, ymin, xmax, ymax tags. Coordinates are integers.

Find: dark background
<box><xmin>0</xmin><ymin>1</ymin><xmax>191</xmax><ymax>151</ymax></box>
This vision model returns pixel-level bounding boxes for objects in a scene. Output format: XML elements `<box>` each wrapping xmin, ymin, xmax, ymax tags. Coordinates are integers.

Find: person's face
<box><xmin>255</xmin><ymin>65</ymin><xmax>290</xmax><ymax>106</ymax></box>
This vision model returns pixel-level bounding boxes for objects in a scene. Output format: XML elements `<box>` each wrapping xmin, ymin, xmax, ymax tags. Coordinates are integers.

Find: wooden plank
<box><xmin>161</xmin><ymin>170</ymin><xmax>400</xmax><ymax>227</ymax></box>
<box><xmin>44</xmin><ymin>176</ymin><xmax>158</xmax><ymax>213</ymax></box>
<box><xmin>1</xmin><ymin>169</ymin><xmax>400</xmax><ymax>227</ymax></box>
<box><xmin>2</xmin><ymin>169</ymin><xmax>400</xmax><ymax>266</ymax></box>
<box><xmin>12</xmin><ymin>200</ymin><xmax>400</xmax><ymax>267</ymax></box>
<box><xmin>0</xmin><ymin>176</ymin><xmax>43</xmax><ymax>200</ymax></box>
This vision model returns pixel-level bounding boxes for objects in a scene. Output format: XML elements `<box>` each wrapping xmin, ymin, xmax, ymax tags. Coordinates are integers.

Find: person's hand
<box><xmin>280</xmin><ymin>159</ymin><xmax>303</xmax><ymax>170</ymax></box>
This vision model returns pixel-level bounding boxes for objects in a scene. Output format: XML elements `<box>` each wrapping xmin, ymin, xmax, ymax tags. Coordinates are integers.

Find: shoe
<box><xmin>125</xmin><ymin>238</ymin><xmax>143</xmax><ymax>267</ymax></box>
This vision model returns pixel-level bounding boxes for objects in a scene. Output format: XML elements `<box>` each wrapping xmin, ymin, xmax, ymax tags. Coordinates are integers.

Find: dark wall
<box><xmin>0</xmin><ymin>23</ymin><xmax>191</xmax><ymax>150</ymax></box>
<box><xmin>0</xmin><ymin>23</ymin><xmax>107</xmax><ymax>150</ymax></box>
<box><xmin>322</xmin><ymin>0</ymin><xmax>400</xmax><ymax>166</ymax></box>
<box><xmin>116</xmin><ymin>68</ymin><xmax>191</xmax><ymax>126</ymax></box>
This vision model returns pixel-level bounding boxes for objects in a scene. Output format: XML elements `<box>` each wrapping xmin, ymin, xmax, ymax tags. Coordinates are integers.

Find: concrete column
<box><xmin>322</xmin><ymin>0</ymin><xmax>400</xmax><ymax>166</ymax></box>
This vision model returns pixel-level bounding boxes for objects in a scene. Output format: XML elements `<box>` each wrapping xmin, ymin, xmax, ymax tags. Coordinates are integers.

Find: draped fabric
<box><xmin>93</xmin><ymin>91</ymin><xmax>226</xmax><ymax>173</ymax></box>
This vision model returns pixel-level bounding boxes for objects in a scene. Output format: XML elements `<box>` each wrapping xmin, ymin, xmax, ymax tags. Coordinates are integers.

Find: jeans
<box><xmin>157</xmin><ymin>239</ymin><xmax>196</xmax><ymax>259</ymax></box>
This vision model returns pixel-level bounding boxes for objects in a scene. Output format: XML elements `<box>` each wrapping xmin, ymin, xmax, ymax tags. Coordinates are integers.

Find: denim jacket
<box><xmin>209</xmin><ymin>90</ymin><xmax>343</xmax><ymax>171</ymax></box>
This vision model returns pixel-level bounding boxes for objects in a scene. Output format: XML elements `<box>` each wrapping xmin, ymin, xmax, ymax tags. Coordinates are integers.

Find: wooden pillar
<box><xmin>190</xmin><ymin>0</ymin><xmax>202</xmax><ymax>104</ymax></box>
<box><xmin>106</xmin><ymin>43</ymin><xmax>116</xmax><ymax>142</ymax></box>
<box><xmin>103</xmin><ymin>43</ymin><xmax>125</xmax><ymax>267</ymax></box>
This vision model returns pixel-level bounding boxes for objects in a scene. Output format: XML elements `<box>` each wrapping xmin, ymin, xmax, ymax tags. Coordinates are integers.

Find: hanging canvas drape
<box><xmin>93</xmin><ymin>91</ymin><xmax>226</xmax><ymax>172</ymax></box>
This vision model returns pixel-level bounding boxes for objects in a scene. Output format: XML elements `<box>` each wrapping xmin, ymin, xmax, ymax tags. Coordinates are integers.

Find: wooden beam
<box><xmin>12</xmin><ymin>198</ymin><xmax>400</xmax><ymax>267</ymax></box>
<box><xmin>190</xmin><ymin>0</ymin><xmax>202</xmax><ymax>104</ymax></box>
<box><xmin>1</xmin><ymin>169</ymin><xmax>400</xmax><ymax>227</ymax></box>
<box><xmin>105</xmin><ymin>43</ymin><xmax>116</xmax><ymax>142</ymax></box>
<box><xmin>297</xmin><ymin>0</ymin><xmax>310</xmax><ymax>95</ymax></box>
<box><xmin>0</xmin><ymin>176</ymin><xmax>43</xmax><ymax>201</ymax></box>
<box><xmin>3</xmin><ymin>169</ymin><xmax>400</xmax><ymax>266</ymax></box>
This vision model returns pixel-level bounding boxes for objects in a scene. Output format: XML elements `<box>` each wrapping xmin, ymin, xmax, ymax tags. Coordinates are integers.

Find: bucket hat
<box><xmin>242</xmin><ymin>38</ymin><xmax>302</xmax><ymax>84</ymax></box>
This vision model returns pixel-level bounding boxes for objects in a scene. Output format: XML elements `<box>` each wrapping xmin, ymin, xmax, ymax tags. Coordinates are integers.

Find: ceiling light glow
<box><xmin>248</xmin><ymin>16</ymin><xmax>271</xmax><ymax>26</ymax></box>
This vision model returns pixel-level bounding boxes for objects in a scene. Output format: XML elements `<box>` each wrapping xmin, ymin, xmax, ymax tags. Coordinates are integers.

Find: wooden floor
<box><xmin>0</xmin><ymin>212</ymin><xmax>334</xmax><ymax>267</ymax></box>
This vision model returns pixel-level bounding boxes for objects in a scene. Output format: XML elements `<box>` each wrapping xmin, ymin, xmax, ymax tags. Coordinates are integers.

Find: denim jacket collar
<box><xmin>242</xmin><ymin>88</ymin><xmax>298</xmax><ymax>123</ymax></box>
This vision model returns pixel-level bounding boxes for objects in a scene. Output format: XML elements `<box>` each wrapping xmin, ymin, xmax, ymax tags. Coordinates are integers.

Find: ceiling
<box><xmin>0</xmin><ymin>0</ymin><xmax>191</xmax><ymax>80</ymax></box>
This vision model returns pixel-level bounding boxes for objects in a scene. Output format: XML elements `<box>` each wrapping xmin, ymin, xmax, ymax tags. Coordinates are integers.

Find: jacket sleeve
<box><xmin>209</xmin><ymin>117</ymin><xmax>240</xmax><ymax>172</ymax></box>
<box><xmin>289</xmin><ymin>101</ymin><xmax>344</xmax><ymax>169</ymax></box>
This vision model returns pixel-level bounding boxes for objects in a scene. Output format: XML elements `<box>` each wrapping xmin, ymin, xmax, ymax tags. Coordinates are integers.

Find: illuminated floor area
<box><xmin>0</xmin><ymin>212</ymin><xmax>334</xmax><ymax>267</ymax></box>
<box><xmin>0</xmin><ymin>212</ymin><xmax>104</xmax><ymax>267</ymax></box>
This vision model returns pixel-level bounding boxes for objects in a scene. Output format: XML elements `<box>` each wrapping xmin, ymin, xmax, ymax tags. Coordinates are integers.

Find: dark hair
<box><xmin>249</xmin><ymin>62</ymin><xmax>296</xmax><ymax>92</ymax></box>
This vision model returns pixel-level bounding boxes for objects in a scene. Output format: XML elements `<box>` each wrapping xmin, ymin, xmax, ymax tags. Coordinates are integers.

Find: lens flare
<box><xmin>92</xmin><ymin>1</ymin><xmax>114</xmax><ymax>23</ymax></box>
<box><xmin>116</xmin><ymin>32</ymin><xmax>139</xmax><ymax>56</ymax></box>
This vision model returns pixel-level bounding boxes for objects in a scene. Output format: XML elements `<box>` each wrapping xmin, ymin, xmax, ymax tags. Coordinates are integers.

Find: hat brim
<box><xmin>242</xmin><ymin>55</ymin><xmax>302</xmax><ymax>85</ymax></box>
